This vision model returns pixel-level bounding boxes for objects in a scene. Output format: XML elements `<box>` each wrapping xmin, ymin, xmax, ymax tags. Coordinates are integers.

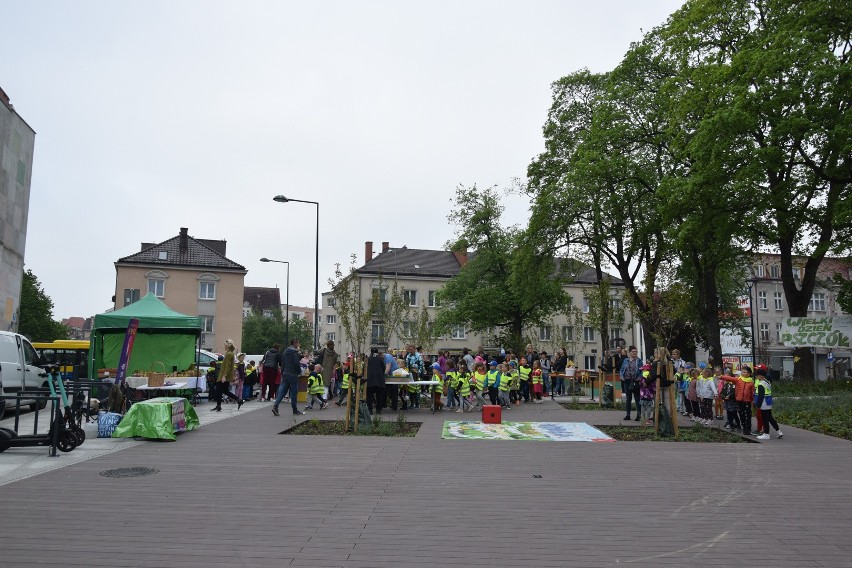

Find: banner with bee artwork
<box><xmin>442</xmin><ymin>421</ymin><xmax>614</xmax><ymax>442</ymax></box>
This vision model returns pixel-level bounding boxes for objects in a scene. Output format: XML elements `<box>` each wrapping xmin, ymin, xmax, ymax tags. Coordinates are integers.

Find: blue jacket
<box><xmin>620</xmin><ymin>357</ymin><xmax>642</xmax><ymax>381</ymax></box>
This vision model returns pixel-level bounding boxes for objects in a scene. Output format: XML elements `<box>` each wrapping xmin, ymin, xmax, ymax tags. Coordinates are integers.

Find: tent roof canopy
<box><xmin>93</xmin><ymin>293</ymin><xmax>202</xmax><ymax>331</ymax></box>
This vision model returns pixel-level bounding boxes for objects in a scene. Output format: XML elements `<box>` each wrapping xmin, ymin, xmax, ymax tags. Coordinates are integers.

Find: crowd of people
<box><xmin>211</xmin><ymin>339</ymin><xmax>782</xmax><ymax>440</ymax></box>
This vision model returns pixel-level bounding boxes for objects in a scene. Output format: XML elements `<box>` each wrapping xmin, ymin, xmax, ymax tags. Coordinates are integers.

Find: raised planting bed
<box><xmin>281</xmin><ymin>417</ymin><xmax>421</xmax><ymax>437</ymax></box>
<box><xmin>596</xmin><ymin>424</ymin><xmax>754</xmax><ymax>443</ymax></box>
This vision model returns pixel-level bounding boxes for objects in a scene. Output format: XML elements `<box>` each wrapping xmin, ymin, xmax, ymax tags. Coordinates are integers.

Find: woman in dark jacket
<box><xmin>552</xmin><ymin>348</ymin><xmax>568</xmax><ymax>397</ymax></box>
<box><xmin>365</xmin><ymin>347</ymin><xmax>386</xmax><ymax>415</ymax></box>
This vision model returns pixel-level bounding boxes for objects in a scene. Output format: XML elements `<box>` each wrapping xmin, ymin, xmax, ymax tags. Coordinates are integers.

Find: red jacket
<box><xmin>720</xmin><ymin>375</ymin><xmax>755</xmax><ymax>403</ymax></box>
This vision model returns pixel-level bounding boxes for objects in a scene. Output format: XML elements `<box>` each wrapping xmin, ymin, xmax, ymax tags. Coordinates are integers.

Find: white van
<box><xmin>0</xmin><ymin>331</ymin><xmax>49</xmax><ymax>420</ymax></box>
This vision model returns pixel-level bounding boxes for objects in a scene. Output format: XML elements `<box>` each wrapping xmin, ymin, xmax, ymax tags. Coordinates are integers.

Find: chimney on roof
<box><xmin>179</xmin><ymin>227</ymin><xmax>189</xmax><ymax>254</ymax></box>
<box><xmin>453</xmin><ymin>245</ymin><xmax>468</xmax><ymax>267</ymax></box>
<box><xmin>365</xmin><ymin>241</ymin><xmax>373</xmax><ymax>263</ymax></box>
<box><xmin>382</xmin><ymin>241</ymin><xmax>389</xmax><ymax>252</ymax></box>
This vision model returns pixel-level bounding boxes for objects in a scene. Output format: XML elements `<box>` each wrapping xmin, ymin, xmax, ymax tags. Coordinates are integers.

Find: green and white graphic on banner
<box><xmin>441</xmin><ymin>421</ymin><xmax>614</xmax><ymax>442</ymax></box>
<box><xmin>780</xmin><ymin>316</ymin><xmax>852</xmax><ymax>348</ymax></box>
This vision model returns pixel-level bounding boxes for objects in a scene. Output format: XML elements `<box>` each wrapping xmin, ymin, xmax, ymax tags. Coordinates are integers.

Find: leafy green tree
<box><xmin>659</xmin><ymin>0</ymin><xmax>851</xmax><ymax>378</ymax></box>
<box><xmin>18</xmin><ymin>269</ymin><xmax>68</xmax><ymax>341</ymax></box>
<box><xmin>435</xmin><ymin>185</ymin><xmax>570</xmax><ymax>355</ymax></box>
<box><xmin>288</xmin><ymin>314</ymin><xmax>315</xmax><ymax>354</ymax></box>
<box><xmin>328</xmin><ymin>256</ymin><xmax>373</xmax><ymax>357</ymax></box>
<box><xmin>241</xmin><ymin>307</ymin><xmax>287</xmax><ymax>354</ymax></box>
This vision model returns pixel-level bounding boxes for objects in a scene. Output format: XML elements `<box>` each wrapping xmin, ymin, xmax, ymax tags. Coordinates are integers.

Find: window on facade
<box><xmin>809</xmin><ymin>293</ymin><xmax>826</xmax><ymax>312</ymax></box>
<box><xmin>148</xmin><ymin>279</ymin><xmax>164</xmax><ymax>298</ymax></box>
<box><xmin>262</xmin><ymin>309</ymin><xmax>272</xmax><ymax>317</ymax></box>
<box><xmin>774</xmin><ymin>292</ymin><xmax>783</xmax><ymax>311</ymax></box>
<box><xmin>760</xmin><ymin>323</ymin><xmax>770</xmax><ymax>342</ymax></box>
<box><xmin>428</xmin><ymin>290</ymin><xmax>439</xmax><ymax>307</ymax></box>
<box><xmin>584</xmin><ymin>326</ymin><xmax>595</xmax><ymax>342</ymax></box>
<box><xmin>584</xmin><ymin>355</ymin><xmax>596</xmax><ymax>370</ymax></box>
<box><xmin>371</xmin><ymin>321</ymin><xmax>385</xmax><ymax>345</ymax></box>
<box><xmin>562</xmin><ymin>326</ymin><xmax>574</xmax><ymax>341</ymax></box>
<box><xmin>753</xmin><ymin>264</ymin><xmax>765</xmax><ymax>277</ymax></box>
<box><xmin>403</xmin><ymin>290</ymin><xmax>417</xmax><ymax>306</ymax></box>
<box><xmin>327</xmin><ymin>297</ymin><xmax>336</xmax><ymax>308</ymax></box>
<box><xmin>583</xmin><ymin>297</ymin><xmax>590</xmax><ymax>313</ymax></box>
<box><xmin>610</xmin><ymin>328</ymin><xmax>621</xmax><ymax>342</ymax></box>
<box><xmin>201</xmin><ymin>315</ymin><xmax>214</xmax><ymax>333</ymax></box>
<box><xmin>199</xmin><ymin>281</ymin><xmax>216</xmax><ymax>300</ymax></box>
<box><xmin>770</xmin><ymin>264</ymin><xmax>779</xmax><ymax>278</ymax></box>
<box><xmin>326</xmin><ymin>332</ymin><xmax>336</xmax><ymax>342</ymax></box>
<box><xmin>451</xmin><ymin>325</ymin><xmax>466</xmax><ymax>340</ymax></box>
<box><xmin>792</xmin><ymin>267</ymin><xmax>801</xmax><ymax>280</ymax></box>
<box><xmin>539</xmin><ymin>326</ymin><xmax>552</xmax><ymax>341</ymax></box>
<box><xmin>758</xmin><ymin>291</ymin><xmax>767</xmax><ymax>310</ymax></box>
<box><xmin>326</xmin><ymin>314</ymin><xmax>336</xmax><ymax>324</ymax></box>
<box><xmin>402</xmin><ymin>321</ymin><xmax>415</xmax><ymax>338</ymax></box>
<box><xmin>609</xmin><ymin>297</ymin><xmax>621</xmax><ymax>310</ymax></box>
<box><xmin>776</xmin><ymin>323</ymin><xmax>782</xmax><ymax>342</ymax></box>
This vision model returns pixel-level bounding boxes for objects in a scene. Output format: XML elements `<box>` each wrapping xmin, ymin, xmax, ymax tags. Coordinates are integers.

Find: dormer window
<box><xmin>158</xmin><ymin>251</ymin><xmax>168</xmax><ymax>260</ymax></box>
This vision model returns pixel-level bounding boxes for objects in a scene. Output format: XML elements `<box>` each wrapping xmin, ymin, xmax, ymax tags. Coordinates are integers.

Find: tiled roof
<box><xmin>357</xmin><ymin>247</ymin><xmax>621</xmax><ymax>284</ymax></box>
<box><xmin>118</xmin><ymin>232</ymin><xmax>246</xmax><ymax>271</ymax></box>
<box><xmin>244</xmin><ymin>287</ymin><xmax>281</xmax><ymax>311</ymax></box>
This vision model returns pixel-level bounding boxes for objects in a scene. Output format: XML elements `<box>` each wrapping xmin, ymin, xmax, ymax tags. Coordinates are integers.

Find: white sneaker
<box><xmin>777</xmin><ymin>430</ymin><xmax>783</xmax><ymax>439</ymax></box>
<box><xmin>756</xmin><ymin>433</ymin><xmax>770</xmax><ymax>440</ymax></box>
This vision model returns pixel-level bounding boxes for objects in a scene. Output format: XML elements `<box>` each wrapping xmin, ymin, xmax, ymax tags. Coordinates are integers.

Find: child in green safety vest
<box><xmin>445</xmin><ymin>360</ymin><xmax>459</xmax><ymax>410</ymax></box>
<box><xmin>456</xmin><ymin>361</ymin><xmax>472</xmax><ymax>413</ymax></box>
<box><xmin>531</xmin><ymin>360</ymin><xmax>544</xmax><ymax>403</ymax></box>
<box><xmin>519</xmin><ymin>357</ymin><xmax>532</xmax><ymax>403</ymax></box>
<box><xmin>486</xmin><ymin>360</ymin><xmax>500</xmax><ymax>405</ymax></box>
<box><xmin>305</xmin><ymin>364</ymin><xmax>328</xmax><ymax>411</ymax></box>
<box><xmin>470</xmin><ymin>362</ymin><xmax>486</xmax><ymax>412</ymax></box>
<box><xmin>497</xmin><ymin>363</ymin><xmax>511</xmax><ymax>409</ymax></box>
<box><xmin>335</xmin><ymin>361</ymin><xmax>351</xmax><ymax>407</ymax></box>
<box><xmin>508</xmin><ymin>361</ymin><xmax>521</xmax><ymax>405</ymax></box>
<box><xmin>431</xmin><ymin>363</ymin><xmax>444</xmax><ymax>411</ymax></box>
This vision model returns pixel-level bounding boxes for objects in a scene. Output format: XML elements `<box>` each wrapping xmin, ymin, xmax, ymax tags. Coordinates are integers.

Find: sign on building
<box><xmin>780</xmin><ymin>316</ymin><xmax>852</xmax><ymax>348</ymax></box>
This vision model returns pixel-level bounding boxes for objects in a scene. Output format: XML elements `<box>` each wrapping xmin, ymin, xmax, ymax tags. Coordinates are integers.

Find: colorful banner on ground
<box><xmin>780</xmin><ymin>316</ymin><xmax>852</xmax><ymax>348</ymax></box>
<box><xmin>442</xmin><ymin>421</ymin><xmax>614</xmax><ymax>442</ymax></box>
<box><xmin>115</xmin><ymin>318</ymin><xmax>139</xmax><ymax>385</ymax></box>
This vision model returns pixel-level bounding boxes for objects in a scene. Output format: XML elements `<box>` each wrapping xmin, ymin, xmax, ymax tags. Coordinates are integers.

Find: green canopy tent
<box><xmin>88</xmin><ymin>293</ymin><xmax>202</xmax><ymax>380</ymax></box>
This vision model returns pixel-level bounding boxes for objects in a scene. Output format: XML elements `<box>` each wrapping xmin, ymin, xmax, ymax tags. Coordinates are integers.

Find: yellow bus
<box><xmin>32</xmin><ymin>340</ymin><xmax>90</xmax><ymax>380</ymax></box>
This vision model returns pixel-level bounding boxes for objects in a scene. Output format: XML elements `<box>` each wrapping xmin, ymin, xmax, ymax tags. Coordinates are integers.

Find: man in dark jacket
<box><xmin>272</xmin><ymin>339</ymin><xmax>304</xmax><ymax>416</ymax></box>
<box><xmin>366</xmin><ymin>347</ymin><xmax>386</xmax><ymax>415</ymax></box>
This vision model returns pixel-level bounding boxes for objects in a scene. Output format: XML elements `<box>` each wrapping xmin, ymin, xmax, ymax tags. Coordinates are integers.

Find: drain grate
<box><xmin>99</xmin><ymin>467</ymin><xmax>160</xmax><ymax>478</ymax></box>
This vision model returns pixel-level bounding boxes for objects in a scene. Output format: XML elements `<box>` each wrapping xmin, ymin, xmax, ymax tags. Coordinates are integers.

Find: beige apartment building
<box><xmin>114</xmin><ymin>228</ymin><xmax>247</xmax><ymax>351</ymax></box>
<box><xmin>321</xmin><ymin>241</ymin><xmax>637</xmax><ymax>370</ymax></box>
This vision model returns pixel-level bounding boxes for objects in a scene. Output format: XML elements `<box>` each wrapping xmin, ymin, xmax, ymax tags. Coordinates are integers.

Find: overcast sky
<box><xmin>4</xmin><ymin>0</ymin><xmax>683</xmax><ymax>321</ymax></box>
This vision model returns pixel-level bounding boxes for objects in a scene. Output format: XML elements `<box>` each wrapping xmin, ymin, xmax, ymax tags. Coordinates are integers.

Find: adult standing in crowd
<box><xmin>539</xmin><ymin>351</ymin><xmax>551</xmax><ymax>396</ymax></box>
<box><xmin>383</xmin><ymin>349</ymin><xmax>399</xmax><ymax>410</ymax></box>
<box><xmin>405</xmin><ymin>344</ymin><xmax>425</xmax><ymax>379</ymax></box>
<box><xmin>271</xmin><ymin>338</ymin><xmax>304</xmax><ymax>416</ymax></box>
<box><xmin>524</xmin><ymin>344</ymin><xmax>538</xmax><ymax>370</ymax></box>
<box><xmin>259</xmin><ymin>343</ymin><xmax>280</xmax><ymax>402</ymax></box>
<box><xmin>317</xmin><ymin>340</ymin><xmax>340</xmax><ymax>397</ymax></box>
<box><xmin>552</xmin><ymin>348</ymin><xmax>568</xmax><ymax>398</ymax></box>
<box><xmin>366</xmin><ymin>347</ymin><xmax>386</xmax><ymax>415</ymax></box>
<box><xmin>620</xmin><ymin>345</ymin><xmax>642</xmax><ymax>421</ymax></box>
<box><xmin>462</xmin><ymin>347</ymin><xmax>475</xmax><ymax>372</ymax></box>
<box><xmin>212</xmin><ymin>339</ymin><xmax>242</xmax><ymax>411</ymax></box>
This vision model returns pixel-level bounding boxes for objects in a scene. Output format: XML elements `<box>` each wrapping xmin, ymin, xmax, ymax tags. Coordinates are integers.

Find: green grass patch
<box><xmin>281</xmin><ymin>415</ymin><xmax>421</xmax><ymax>437</ymax></box>
<box><xmin>774</xmin><ymin>391</ymin><xmax>852</xmax><ymax>440</ymax></box>
<box><xmin>559</xmin><ymin>401</ymin><xmax>623</xmax><ymax>411</ymax></box>
<box><xmin>773</xmin><ymin>380</ymin><xmax>852</xmax><ymax>396</ymax></box>
<box><xmin>596</xmin><ymin>424</ymin><xmax>750</xmax><ymax>443</ymax></box>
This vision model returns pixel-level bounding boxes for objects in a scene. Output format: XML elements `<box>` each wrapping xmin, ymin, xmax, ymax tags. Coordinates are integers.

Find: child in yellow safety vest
<box><xmin>431</xmin><ymin>363</ymin><xmax>444</xmax><ymax>411</ymax></box>
<box><xmin>470</xmin><ymin>362</ymin><xmax>487</xmax><ymax>412</ymax></box>
<box><xmin>485</xmin><ymin>360</ymin><xmax>500</xmax><ymax>406</ymax></box>
<box><xmin>445</xmin><ymin>360</ymin><xmax>459</xmax><ymax>410</ymax></box>
<box><xmin>497</xmin><ymin>363</ymin><xmax>512</xmax><ymax>409</ymax></box>
<box><xmin>531</xmin><ymin>360</ymin><xmax>544</xmax><ymax>403</ymax></box>
<box><xmin>519</xmin><ymin>357</ymin><xmax>532</xmax><ymax>403</ymax></box>
<box><xmin>507</xmin><ymin>361</ymin><xmax>521</xmax><ymax>405</ymax></box>
<box><xmin>335</xmin><ymin>362</ymin><xmax>351</xmax><ymax>407</ymax></box>
<box><xmin>456</xmin><ymin>361</ymin><xmax>472</xmax><ymax>413</ymax></box>
<box><xmin>305</xmin><ymin>364</ymin><xmax>328</xmax><ymax>411</ymax></box>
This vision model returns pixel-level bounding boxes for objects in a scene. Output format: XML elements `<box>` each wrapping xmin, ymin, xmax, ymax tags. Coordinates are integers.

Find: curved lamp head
<box><xmin>260</xmin><ymin>258</ymin><xmax>270</xmax><ymax>262</ymax></box>
<box><xmin>273</xmin><ymin>195</ymin><xmax>289</xmax><ymax>203</ymax></box>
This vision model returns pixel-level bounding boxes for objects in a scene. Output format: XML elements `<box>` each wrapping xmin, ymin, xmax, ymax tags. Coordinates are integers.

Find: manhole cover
<box><xmin>99</xmin><ymin>467</ymin><xmax>159</xmax><ymax>478</ymax></box>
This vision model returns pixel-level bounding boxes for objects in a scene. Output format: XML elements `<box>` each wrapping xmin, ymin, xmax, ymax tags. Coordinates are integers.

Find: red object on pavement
<box><xmin>482</xmin><ymin>405</ymin><xmax>502</xmax><ymax>424</ymax></box>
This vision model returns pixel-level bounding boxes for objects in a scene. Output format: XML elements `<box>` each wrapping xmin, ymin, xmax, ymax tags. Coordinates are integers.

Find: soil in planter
<box><xmin>281</xmin><ymin>417</ymin><xmax>421</xmax><ymax>437</ymax></box>
<box><xmin>559</xmin><ymin>401</ymin><xmax>623</xmax><ymax>411</ymax></box>
<box><xmin>596</xmin><ymin>424</ymin><xmax>753</xmax><ymax>443</ymax></box>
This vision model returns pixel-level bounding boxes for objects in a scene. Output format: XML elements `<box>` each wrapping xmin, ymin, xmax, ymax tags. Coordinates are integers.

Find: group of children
<box><xmin>673</xmin><ymin>362</ymin><xmax>783</xmax><ymax>439</ymax></box>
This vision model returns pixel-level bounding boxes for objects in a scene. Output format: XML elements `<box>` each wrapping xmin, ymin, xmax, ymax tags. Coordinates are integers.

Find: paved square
<box><xmin>0</xmin><ymin>398</ymin><xmax>850</xmax><ymax>567</ymax></box>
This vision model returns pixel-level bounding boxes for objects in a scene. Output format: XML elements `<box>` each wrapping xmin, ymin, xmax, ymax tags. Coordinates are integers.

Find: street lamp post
<box><xmin>273</xmin><ymin>195</ymin><xmax>320</xmax><ymax>351</ymax></box>
<box><xmin>260</xmin><ymin>258</ymin><xmax>289</xmax><ymax>345</ymax></box>
<box><xmin>746</xmin><ymin>279</ymin><xmax>757</xmax><ymax>366</ymax></box>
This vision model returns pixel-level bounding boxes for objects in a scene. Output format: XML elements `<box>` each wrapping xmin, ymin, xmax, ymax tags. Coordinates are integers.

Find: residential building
<box><xmin>113</xmin><ymin>227</ymin><xmax>247</xmax><ymax>351</ymax></box>
<box><xmin>243</xmin><ymin>287</ymin><xmax>281</xmax><ymax>318</ymax></box>
<box><xmin>743</xmin><ymin>253</ymin><xmax>851</xmax><ymax>379</ymax></box>
<box><xmin>0</xmin><ymin>86</ymin><xmax>36</xmax><ymax>332</ymax></box>
<box><xmin>321</xmin><ymin>241</ymin><xmax>636</xmax><ymax>369</ymax></box>
<box><xmin>61</xmin><ymin>316</ymin><xmax>93</xmax><ymax>340</ymax></box>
